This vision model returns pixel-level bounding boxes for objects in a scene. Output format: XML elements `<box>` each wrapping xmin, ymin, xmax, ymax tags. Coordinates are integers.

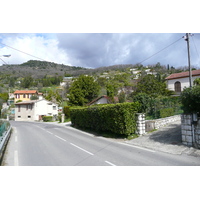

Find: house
<box><xmin>165</xmin><ymin>69</ymin><xmax>200</xmax><ymax>95</ymax></box>
<box><xmin>15</xmin><ymin>99</ymin><xmax>58</xmax><ymax>121</ymax></box>
<box><xmin>14</xmin><ymin>90</ymin><xmax>43</xmax><ymax>103</ymax></box>
<box><xmin>87</xmin><ymin>95</ymin><xmax>119</xmax><ymax>106</ymax></box>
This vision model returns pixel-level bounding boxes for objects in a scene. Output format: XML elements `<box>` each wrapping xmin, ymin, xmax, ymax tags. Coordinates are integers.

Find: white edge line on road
<box><xmin>119</xmin><ymin>142</ymin><xmax>156</xmax><ymax>153</ymax></box>
<box><xmin>54</xmin><ymin>135</ymin><xmax>66</xmax><ymax>142</ymax></box>
<box><xmin>15</xmin><ymin>136</ymin><xmax>17</xmax><ymax>142</ymax></box>
<box><xmin>70</xmin><ymin>143</ymin><xmax>94</xmax><ymax>155</ymax></box>
<box><xmin>105</xmin><ymin>161</ymin><xmax>116</xmax><ymax>166</ymax></box>
<box><xmin>14</xmin><ymin>150</ymin><xmax>19</xmax><ymax>166</ymax></box>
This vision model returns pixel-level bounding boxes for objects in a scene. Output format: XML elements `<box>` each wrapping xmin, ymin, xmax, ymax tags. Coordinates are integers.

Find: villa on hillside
<box><xmin>165</xmin><ymin>69</ymin><xmax>200</xmax><ymax>95</ymax></box>
<box><xmin>14</xmin><ymin>90</ymin><xmax>43</xmax><ymax>103</ymax></box>
<box><xmin>87</xmin><ymin>95</ymin><xmax>119</xmax><ymax>106</ymax></box>
<box><xmin>15</xmin><ymin>99</ymin><xmax>58</xmax><ymax>121</ymax></box>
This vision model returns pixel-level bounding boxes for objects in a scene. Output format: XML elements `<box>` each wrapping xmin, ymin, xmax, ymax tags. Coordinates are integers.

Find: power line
<box><xmin>0</xmin><ymin>57</ymin><xmax>7</xmax><ymax>65</ymax></box>
<box><xmin>138</xmin><ymin>37</ymin><xmax>183</xmax><ymax>65</ymax></box>
<box><xmin>0</xmin><ymin>42</ymin><xmax>47</xmax><ymax>62</ymax></box>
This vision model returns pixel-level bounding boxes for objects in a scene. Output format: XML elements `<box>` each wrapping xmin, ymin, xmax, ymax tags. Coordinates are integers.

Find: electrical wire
<box><xmin>0</xmin><ymin>57</ymin><xmax>7</xmax><ymax>65</ymax></box>
<box><xmin>0</xmin><ymin>42</ymin><xmax>47</xmax><ymax>62</ymax></box>
<box><xmin>138</xmin><ymin>37</ymin><xmax>183</xmax><ymax>65</ymax></box>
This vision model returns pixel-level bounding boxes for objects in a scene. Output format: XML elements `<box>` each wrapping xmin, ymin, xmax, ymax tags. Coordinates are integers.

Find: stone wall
<box><xmin>145</xmin><ymin>115</ymin><xmax>181</xmax><ymax>132</ymax></box>
<box><xmin>181</xmin><ymin>114</ymin><xmax>200</xmax><ymax>149</ymax></box>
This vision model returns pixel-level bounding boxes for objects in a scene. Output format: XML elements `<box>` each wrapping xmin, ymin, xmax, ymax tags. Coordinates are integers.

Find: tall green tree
<box><xmin>135</xmin><ymin>74</ymin><xmax>171</xmax><ymax>97</ymax></box>
<box><xmin>68</xmin><ymin>75</ymin><xmax>100</xmax><ymax>106</ymax></box>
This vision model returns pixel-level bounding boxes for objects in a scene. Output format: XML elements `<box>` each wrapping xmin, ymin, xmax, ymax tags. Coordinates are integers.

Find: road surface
<box><xmin>2</xmin><ymin>121</ymin><xmax>200</xmax><ymax>166</ymax></box>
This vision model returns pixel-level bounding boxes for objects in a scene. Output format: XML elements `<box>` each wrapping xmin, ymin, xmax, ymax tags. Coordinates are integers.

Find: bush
<box><xmin>159</xmin><ymin>108</ymin><xmax>174</xmax><ymax>118</ymax></box>
<box><xmin>42</xmin><ymin>116</ymin><xmax>53</xmax><ymax>122</ymax></box>
<box><xmin>70</xmin><ymin>102</ymin><xmax>140</xmax><ymax>136</ymax></box>
<box><xmin>63</xmin><ymin>106</ymin><xmax>70</xmax><ymax>118</ymax></box>
<box><xmin>180</xmin><ymin>85</ymin><xmax>200</xmax><ymax>114</ymax></box>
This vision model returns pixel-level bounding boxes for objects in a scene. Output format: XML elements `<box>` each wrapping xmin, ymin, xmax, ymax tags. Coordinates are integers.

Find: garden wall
<box><xmin>145</xmin><ymin>115</ymin><xmax>181</xmax><ymax>132</ymax></box>
<box><xmin>181</xmin><ymin>114</ymin><xmax>200</xmax><ymax>149</ymax></box>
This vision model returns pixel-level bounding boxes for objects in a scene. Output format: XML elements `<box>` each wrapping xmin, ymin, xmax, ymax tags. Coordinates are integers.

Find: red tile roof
<box><xmin>14</xmin><ymin>90</ymin><xmax>38</xmax><ymax>94</ymax></box>
<box><xmin>165</xmin><ymin>69</ymin><xmax>200</xmax><ymax>80</ymax></box>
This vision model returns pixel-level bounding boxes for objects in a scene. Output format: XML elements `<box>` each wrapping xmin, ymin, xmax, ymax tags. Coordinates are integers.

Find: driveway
<box><xmin>126</xmin><ymin>119</ymin><xmax>200</xmax><ymax>157</ymax></box>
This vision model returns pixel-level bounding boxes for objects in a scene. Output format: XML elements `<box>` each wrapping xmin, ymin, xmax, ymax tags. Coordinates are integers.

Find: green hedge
<box><xmin>70</xmin><ymin>102</ymin><xmax>140</xmax><ymax>136</ymax></box>
<box><xmin>63</xmin><ymin>106</ymin><xmax>70</xmax><ymax>118</ymax></box>
<box><xmin>159</xmin><ymin>108</ymin><xmax>174</xmax><ymax>118</ymax></box>
<box><xmin>42</xmin><ymin>116</ymin><xmax>53</xmax><ymax>122</ymax></box>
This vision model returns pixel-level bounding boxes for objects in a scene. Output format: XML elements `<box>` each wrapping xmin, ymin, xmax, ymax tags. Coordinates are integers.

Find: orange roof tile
<box><xmin>165</xmin><ymin>69</ymin><xmax>200</xmax><ymax>80</ymax></box>
<box><xmin>14</xmin><ymin>90</ymin><xmax>38</xmax><ymax>94</ymax></box>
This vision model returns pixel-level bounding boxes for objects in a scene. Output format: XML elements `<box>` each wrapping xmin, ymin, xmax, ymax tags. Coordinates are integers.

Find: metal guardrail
<box><xmin>0</xmin><ymin>120</ymin><xmax>12</xmax><ymax>163</ymax></box>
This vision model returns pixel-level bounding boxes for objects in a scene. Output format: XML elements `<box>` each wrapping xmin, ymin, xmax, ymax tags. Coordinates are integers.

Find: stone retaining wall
<box><xmin>145</xmin><ymin>115</ymin><xmax>181</xmax><ymax>132</ymax></box>
<box><xmin>181</xmin><ymin>114</ymin><xmax>200</xmax><ymax>148</ymax></box>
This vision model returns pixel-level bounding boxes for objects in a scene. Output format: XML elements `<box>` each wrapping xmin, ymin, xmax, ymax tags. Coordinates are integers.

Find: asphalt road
<box><xmin>2</xmin><ymin>121</ymin><xmax>200</xmax><ymax>166</ymax></box>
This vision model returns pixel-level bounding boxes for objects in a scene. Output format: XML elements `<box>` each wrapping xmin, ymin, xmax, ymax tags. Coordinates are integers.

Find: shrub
<box><xmin>159</xmin><ymin>108</ymin><xmax>174</xmax><ymax>118</ymax></box>
<box><xmin>70</xmin><ymin>102</ymin><xmax>140</xmax><ymax>136</ymax></box>
<box><xmin>63</xmin><ymin>106</ymin><xmax>70</xmax><ymax>118</ymax></box>
<box><xmin>180</xmin><ymin>85</ymin><xmax>200</xmax><ymax>114</ymax></box>
<box><xmin>42</xmin><ymin>116</ymin><xmax>53</xmax><ymax>122</ymax></box>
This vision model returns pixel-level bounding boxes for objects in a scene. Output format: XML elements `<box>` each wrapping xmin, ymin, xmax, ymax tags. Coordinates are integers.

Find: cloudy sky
<box><xmin>0</xmin><ymin>33</ymin><xmax>200</xmax><ymax>68</ymax></box>
<box><xmin>1</xmin><ymin>33</ymin><xmax>200</xmax><ymax>69</ymax></box>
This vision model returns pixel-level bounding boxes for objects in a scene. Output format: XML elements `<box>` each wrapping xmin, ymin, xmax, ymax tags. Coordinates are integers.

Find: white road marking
<box><xmin>70</xmin><ymin>143</ymin><xmax>94</xmax><ymax>155</ymax></box>
<box><xmin>15</xmin><ymin>136</ymin><xmax>18</xmax><ymax>142</ymax></box>
<box><xmin>55</xmin><ymin>135</ymin><xmax>66</xmax><ymax>142</ymax></box>
<box><xmin>119</xmin><ymin>142</ymin><xmax>155</xmax><ymax>153</ymax></box>
<box><xmin>35</xmin><ymin>126</ymin><xmax>53</xmax><ymax>134</ymax></box>
<box><xmin>105</xmin><ymin>161</ymin><xmax>116</xmax><ymax>166</ymax></box>
<box><xmin>14</xmin><ymin>150</ymin><xmax>19</xmax><ymax>166</ymax></box>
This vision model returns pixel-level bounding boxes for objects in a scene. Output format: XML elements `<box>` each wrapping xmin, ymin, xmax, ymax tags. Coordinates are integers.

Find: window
<box><xmin>174</xmin><ymin>81</ymin><xmax>181</xmax><ymax>92</ymax></box>
<box><xmin>23</xmin><ymin>94</ymin><xmax>26</xmax><ymax>98</ymax></box>
<box><xmin>28</xmin><ymin>116</ymin><xmax>31</xmax><ymax>118</ymax></box>
<box><xmin>53</xmin><ymin>106</ymin><xmax>56</xmax><ymax>110</ymax></box>
<box><xmin>18</xmin><ymin>116</ymin><xmax>21</xmax><ymax>118</ymax></box>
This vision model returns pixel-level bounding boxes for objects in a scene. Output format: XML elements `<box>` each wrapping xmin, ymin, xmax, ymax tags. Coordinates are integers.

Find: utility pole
<box><xmin>184</xmin><ymin>33</ymin><xmax>192</xmax><ymax>88</ymax></box>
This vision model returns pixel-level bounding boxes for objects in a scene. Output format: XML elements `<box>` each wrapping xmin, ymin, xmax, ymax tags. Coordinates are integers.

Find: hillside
<box><xmin>0</xmin><ymin>60</ymin><xmax>90</xmax><ymax>78</ymax></box>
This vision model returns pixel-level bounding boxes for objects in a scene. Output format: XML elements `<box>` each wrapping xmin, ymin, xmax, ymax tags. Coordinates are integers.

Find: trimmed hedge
<box><xmin>70</xmin><ymin>102</ymin><xmax>140</xmax><ymax>136</ymax></box>
<box><xmin>159</xmin><ymin>108</ymin><xmax>174</xmax><ymax>118</ymax></box>
<box><xmin>42</xmin><ymin>116</ymin><xmax>53</xmax><ymax>122</ymax></box>
<box><xmin>63</xmin><ymin>106</ymin><xmax>70</xmax><ymax>118</ymax></box>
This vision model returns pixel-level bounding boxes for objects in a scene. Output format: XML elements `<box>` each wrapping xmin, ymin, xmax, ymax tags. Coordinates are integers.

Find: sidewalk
<box><xmin>126</xmin><ymin>120</ymin><xmax>200</xmax><ymax>157</ymax></box>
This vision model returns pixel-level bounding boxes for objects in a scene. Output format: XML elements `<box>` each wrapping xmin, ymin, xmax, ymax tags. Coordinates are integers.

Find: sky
<box><xmin>1</xmin><ymin>33</ymin><xmax>200</xmax><ymax>69</ymax></box>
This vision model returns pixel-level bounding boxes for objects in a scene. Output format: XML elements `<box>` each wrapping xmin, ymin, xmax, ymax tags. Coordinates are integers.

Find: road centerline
<box><xmin>70</xmin><ymin>143</ymin><xmax>94</xmax><ymax>155</ymax></box>
<box><xmin>54</xmin><ymin>135</ymin><xmax>66</xmax><ymax>142</ymax></box>
<box><xmin>105</xmin><ymin>161</ymin><xmax>116</xmax><ymax>166</ymax></box>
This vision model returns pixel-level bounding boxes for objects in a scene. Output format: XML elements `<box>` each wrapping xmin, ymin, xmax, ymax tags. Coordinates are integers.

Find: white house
<box><xmin>87</xmin><ymin>95</ymin><xmax>119</xmax><ymax>106</ymax></box>
<box><xmin>165</xmin><ymin>69</ymin><xmax>200</xmax><ymax>95</ymax></box>
<box><xmin>15</xmin><ymin>99</ymin><xmax>58</xmax><ymax>121</ymax></box>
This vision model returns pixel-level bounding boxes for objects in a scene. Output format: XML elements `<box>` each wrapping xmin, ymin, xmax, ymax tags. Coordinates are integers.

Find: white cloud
<box><xmin>0</xmin><ymin>34</ymin><xmax>71</xmax><ymax>66</ymax></box>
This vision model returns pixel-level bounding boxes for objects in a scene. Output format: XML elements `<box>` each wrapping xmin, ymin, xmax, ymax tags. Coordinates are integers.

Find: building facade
<box><xmin>14</xmin><ymin>90</ymin><xmax>43</xmax><ymax>103</ymax></box>
<box><xmin>165</xmin><ymin>69</ymin><xmax>200</xmax><ymax>95</ymax></box>
<box><xmin>15</xmin><ymin>99</ymin><xmax>58</xmax><ymax>121</ymax></box>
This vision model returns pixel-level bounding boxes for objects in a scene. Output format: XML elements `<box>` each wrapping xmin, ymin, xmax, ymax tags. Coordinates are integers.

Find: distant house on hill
<box><xmin>14</xmin><ymin>90</ymin><xmax>43</xmax><ymax>103</ymax></box>
<box><xmin>15</xmin><ymin>99</ymin><xmax>58</xmax><ymax>121</ymax></box>
<box><xmin>165</xmin><ymin>69</ymin><xmax>200</xmax><ymax>95</ymax></box>
<box><xmin>87</xmin><ymin>95</ymin><xmax>119</xmax><ymax>106</ymax></box>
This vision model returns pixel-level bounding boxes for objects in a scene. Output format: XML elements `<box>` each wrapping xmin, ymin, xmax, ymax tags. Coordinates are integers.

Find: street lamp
<box><xmin>0</xmin><ymin>54</ymin><xmax>11</xmax><ymax>65</ymax></box>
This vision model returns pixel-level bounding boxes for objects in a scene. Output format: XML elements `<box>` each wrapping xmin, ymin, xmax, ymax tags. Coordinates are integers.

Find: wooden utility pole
<box><xmin>185</xmin><ymin>33</ymin><xmax>192</xmax><ymax>88</ymax></box>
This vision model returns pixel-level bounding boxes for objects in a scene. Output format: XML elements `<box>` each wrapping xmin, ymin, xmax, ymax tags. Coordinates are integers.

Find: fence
<box><xmin>0</xmin><ymin>120</ymin><xmax>11</xmax><ymax>163</ymax></box>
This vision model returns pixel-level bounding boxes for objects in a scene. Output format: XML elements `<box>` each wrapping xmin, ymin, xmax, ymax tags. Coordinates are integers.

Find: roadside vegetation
<box><xmin>0</xmin><ymin>60</ymin><xmax>188</xmax><ymax>137</ymax></box>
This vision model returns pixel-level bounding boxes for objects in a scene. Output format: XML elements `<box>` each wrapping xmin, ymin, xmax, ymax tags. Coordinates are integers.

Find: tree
<box><xmin>135</xmin><ymin>74</ymin><xmax>171</xmax><ymax>97</ymax></box>
<box><xmin>193</xmin><ymin>78</ymin><xmax>200</xmax><ymax>86</ymax></box>
<box><xmin>68</xmin><ymin>75</ymin><xmax>100</xmax><ymax>106</ymax></box>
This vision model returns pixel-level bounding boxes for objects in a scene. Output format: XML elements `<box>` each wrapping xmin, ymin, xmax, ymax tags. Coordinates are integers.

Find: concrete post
<box><xmin>136</xmin><ymin>113</ymin><xmax>145</xmax><ymax>135</ymax></box>
<box><xmin>61</xmin><ymin>114</ymin><xmax>65</xmax><ymax>123</ymax></box>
